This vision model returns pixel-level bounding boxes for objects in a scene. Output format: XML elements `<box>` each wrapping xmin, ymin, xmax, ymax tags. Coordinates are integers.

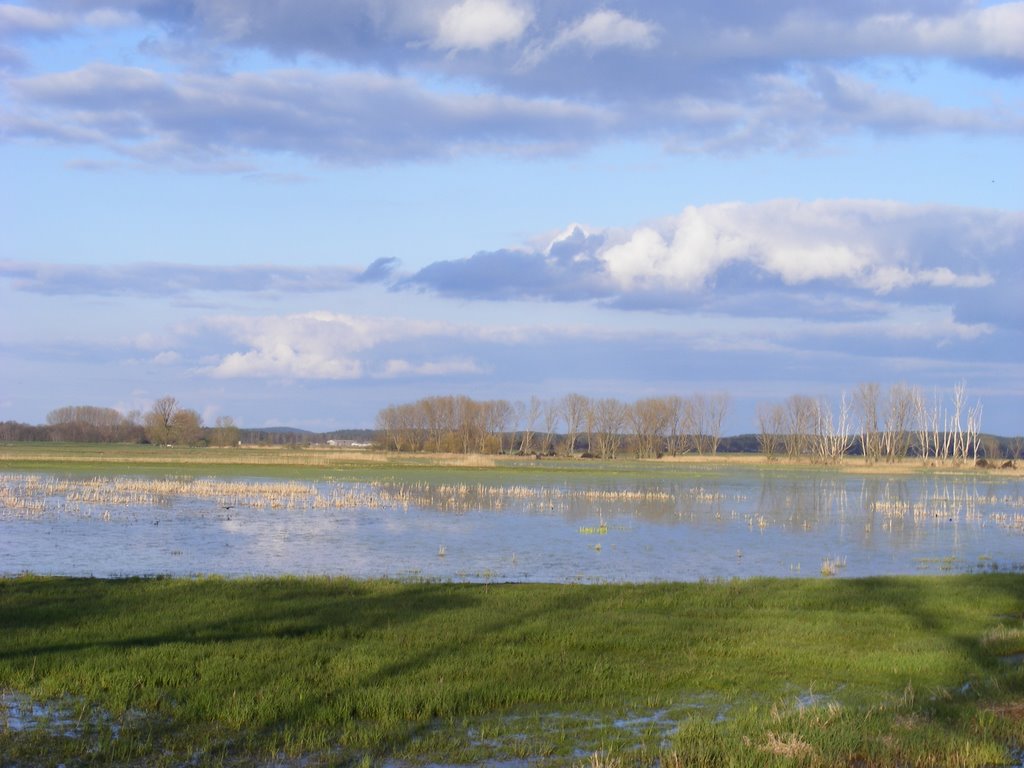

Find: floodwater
<box><xmin>1</xmin><ymin>469</ymin><xmax>1022</xmax><ymax>582</ymax></box>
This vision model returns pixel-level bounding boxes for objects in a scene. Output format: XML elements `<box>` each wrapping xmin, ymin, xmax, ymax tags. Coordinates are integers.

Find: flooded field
<box><xmin>2</xmin><ymin>468</ymin><xmax>1023</xmax><ymax>581</ymax></box>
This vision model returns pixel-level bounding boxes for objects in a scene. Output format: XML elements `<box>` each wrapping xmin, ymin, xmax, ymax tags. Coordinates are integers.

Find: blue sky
<box><xmin>1</xmin><ymin>0</ymin><xmax>1022</xmax><ymax>434</ymax></box>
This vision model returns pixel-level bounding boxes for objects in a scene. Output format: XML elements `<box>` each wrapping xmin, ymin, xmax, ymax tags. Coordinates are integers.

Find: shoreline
<box><xmin>1</xmin><ymin>442</ymin><xmax>1020</xmax><ymax>477</ymax></box>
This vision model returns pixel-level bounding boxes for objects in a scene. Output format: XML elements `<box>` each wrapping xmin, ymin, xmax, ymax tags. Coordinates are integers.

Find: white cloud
<box><xmin>199</xmin><ymin>311</ymin><xmax>507</xmax><ymax>380</ymax></box>
<box><xmin>202</xmin><ymin>312</ymin><xmax>436</xmax><ymax>379</ymax></box>
<box><xmin>378</xmin><ymin>358</ymin><xmax>485</xmax><ymax>377</ymax></box>
<box><xmin>0</xmin><ymin>4</ymin><xmax>136</xmax><ymax>35</ymax></box>
<box><xmin>212</xmin><ymin>349</ymin><xmax>364</xmax><ymax>380</ymax></box>
<box><xmin>596</xmin><ymin>200</ymin><xmax>1002</xmax><ymax>294</ymax></box>
<box><xmin>553</xmin><ymin>10</ymin><xmax>659</xmax><ymax>51</ymax></box>
<box><xmin>435</xmin><ymin>0</ymin><xmax>532</xmax><ymax>50</ymax></box>
<box><xmin>712</xmin><ymin>4</ymin><xmax>1024</xmax><ymax>64</ymax></box>
<box><xmin>6</xmin><ymin>63</ymin><xmax>610</xmax><ymax>166</ymax></box>
<box><xmin>0</xmin><ymin>4</ymin><xmax>68</xmax><ymax>34</ymax></box>
<box><xmin>862</xmin><ymin>266</ymin><xmax>995</xmax><ymax>294</ymax></box>
<box><xmin>865</xmin><ymin>3</ymin><xmax>1024</xmax><ymax>59</ymax></box>
<box><xmin>152</xmin><ymin>350</ymin><xmax>180</xmax><ymax>365</ymax></box>
<box><xmin>519</xmin><ymin>9</ymin><xmax>658</xmax><ymax>68</ymax></box>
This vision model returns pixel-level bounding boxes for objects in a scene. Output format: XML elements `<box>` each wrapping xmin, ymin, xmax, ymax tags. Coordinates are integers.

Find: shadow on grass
<box><xmin>2</xmin><ymin>574</ymin><xmax>1023</xmax><ymax>763</ymax></box>
<box><xmin>0</xmin><ymin>575</ymin><xmax>479</xmax><ymax>658</ymax></box>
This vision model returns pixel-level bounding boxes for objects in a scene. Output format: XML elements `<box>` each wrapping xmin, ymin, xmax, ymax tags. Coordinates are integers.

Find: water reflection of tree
<box><xmin>756</xmin><ymin>475</ymin><xmax>849</xmax><ymax>531</ymax></box>
<box><xmin>369</xmin><ymin>474</ymin><xmax>1022</xmax><ymax>546</ymax></box>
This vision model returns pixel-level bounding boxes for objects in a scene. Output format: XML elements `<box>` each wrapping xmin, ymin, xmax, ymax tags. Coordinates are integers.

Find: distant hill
<box><xmin>238</xmin><ymin>427</ymin><xmax>377</xmax><ymax>446</ymax></box>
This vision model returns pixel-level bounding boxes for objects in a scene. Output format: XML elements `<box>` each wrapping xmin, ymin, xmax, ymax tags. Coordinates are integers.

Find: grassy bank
<box><xmin>2</xmin><ymin>441</ymin><xmax>1013</xmax><ymax>482</ymax></box>
<box><xmin>2</xmin><ymin>575</ymin><xmax>1023</xmax><ymax>766</ymax></box>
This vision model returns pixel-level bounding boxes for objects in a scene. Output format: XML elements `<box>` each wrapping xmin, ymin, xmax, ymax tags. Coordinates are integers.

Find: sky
<box><xmin>1</xmin><ymin>0</ymin><xmax>1022</xmax><ymax>435</ymax></box>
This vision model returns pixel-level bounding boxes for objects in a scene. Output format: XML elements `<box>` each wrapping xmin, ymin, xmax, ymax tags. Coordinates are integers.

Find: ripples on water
<box><xmin>1</xmin><ymin>471</ymin><xmax>1022</xmax><ymax>582</ymax></box>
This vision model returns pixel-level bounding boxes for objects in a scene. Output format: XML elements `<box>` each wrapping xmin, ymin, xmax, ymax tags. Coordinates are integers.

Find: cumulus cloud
<box><xmin>599</xmin><ymin>200</ymin><xmax>1005</xmax><ymax>294</ymax></box>
<box><xmin>405</xmin><ymin>200</ymin><xmax>1017</xmax><ymax>304</ymax></box>
<box><xmin>435</xmin><ymin>0</ymin><xmax>532</xmax><ymax>51</ymax></box>
<box><xmin>200</xmin><ymin>312</ymin><xmax>492</xmax><ymax>380</ymax></box>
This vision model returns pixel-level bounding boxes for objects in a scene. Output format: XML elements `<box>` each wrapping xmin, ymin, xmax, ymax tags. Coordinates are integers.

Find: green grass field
<box><xmin>0</xmin><ymin>440</ymin><xmax>984</xmax><ymax>483</ymax></box>
<box><xmin>2</xmin><ymin>575</ymin><xmax>1023</xmax><ymax>766</ymax></box>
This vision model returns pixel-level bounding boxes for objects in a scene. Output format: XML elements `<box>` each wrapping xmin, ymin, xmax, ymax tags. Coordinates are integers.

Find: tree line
<box><xmin>378</xmin><ymin>383</ymin><xmax>1018</xmax><ymax>464</ymax></box>
<box><xmin>375</xmin><ymin>393</ymin><xmax>731</xmax><ymax>458</ymax></box>
<box><xmin>0</xmin><ymin>397</ymin><xmax>240</xmax><ymax>447</ymax></box>
<box><xmin>2</xmin><ymin>383</ymin><xmax>1019</xmax><ymax>462</ymax></box>
<box><xmin>756</xmin><ymin>382</ymin><xmax>1014</xmax><ymax>464</ymax></box>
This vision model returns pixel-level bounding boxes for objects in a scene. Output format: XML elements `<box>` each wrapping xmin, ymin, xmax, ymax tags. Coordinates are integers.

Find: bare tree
<box><xmin>172</xmin><ymin>409</ymin><xmax>203</xmax><ymax>446</ymax></box>
<box><xmin>482</xmin><ymin>399</ymin><xmax>513</xmax><ymax>454</ymax></box>
<box><xmin>514</xmin><ymin>397</ymin><xmax>541</xmax><ymax>454</ymax></box>
<box><xmin>592</xmin><ymin>398</ymin><xmax>627</xmax><ymax>459</ymax></box>
<box><xmin>46</xmin><ymin>405</ymin><xmax>139</xmax><ymax>442</ymax></box>
<box><xmin>664</xmin><ymin>396</ymin><xmax>686</xmax><ymax>456</ymax></box>
<box><xmin>950</xmin><ymin>382</ymin><xmax>967</xmax><ymax>464</ymax></box>
<box><xmin>880</xmin><ymin>383</ymin><xmax>915</xmax><ymax>462</ymax></box>
<box><xmin>783</xmin><ymin>395</ymin><xmax>817</xmax><ymax>459</ymax></box>
<box><xmin>911</xmin><ymin>388</ymin><xmax>933</xmax><ymax>463</ymax></box>
<box><xmin>1010</xmin><ymin>437</ymin><xmax>1023</xmax><ymax>462</ymax></box>
<box><xmin>376</xmin><ymin>405</ymin><xmax>399</xmax><ymax>451</ymax></box>
<box><xmin>979</xmin><ymin>435</ymin><xmax>1001</xmax><ymax>461</ymax></box>
<box><xmin>756</xmin><ymin>403</ymin><xmax>785</xmax><ymax>461</ymax></box>
<box><xmin>211</xmin><ymin>415</ymin><xmax>240</xmax><ymax>447</ymax></box>
<box><xmin>541</xmin><ymin>398</ymin><xmax>560</xmax><ymax>455</ymax></box>
<box><xmin>144</xmin><ymin>396</ymin><xmax>179</xmax><ymax>445</ymax></box>
<box><xmin>692</xmin><ymin>392</ymin><xmax>730</xmax><ymax>455</ymax></box>
<box><xmin>966</xmin><ymin>398</ymin><xmax>983</xmax><ymax>463</ymax></box>
<box><xmin>854</xmin><ymin>383</ymin><xmax>882</xmax><ymax>463</ymax></box>
<box><xmin>560</xmin><ymin>393</ymin><xmax>589</xmax><ymax>456</ymax></box>
<box><xmin>630</xmin><ymin>397</ymin><xmax>673</xmax><ymax>458</ymax></box>
<box><xmin>813</xmin><ymin>394</ymin><xmax>854</xmax><ymax>464</ymax></box>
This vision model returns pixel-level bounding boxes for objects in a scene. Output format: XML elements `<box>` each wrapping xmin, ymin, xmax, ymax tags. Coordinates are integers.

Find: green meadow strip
<box><xmin>2</xmin><ymin>574</ymin><xmax>1023</xmax><ymax>766</ymax></box>
<box><xmin>0</xmin><ymin>441</ymin><xmax>969</xmax><ymax>482</ymax></box>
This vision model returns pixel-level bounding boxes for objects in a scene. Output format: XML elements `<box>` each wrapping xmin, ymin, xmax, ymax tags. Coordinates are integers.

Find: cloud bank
<box><xmin>0</xmin><ymin>261</ymin><xmax>369</xmax><ymax>296</ymax></box>
<box><xmin>2</xmin><ymin>1</ymin><xmax>1021</xmax><ymax>167</ymax></box>
<box><xmin>403</xmin><ymin>200</ymin><xmax>1019</xmax><ymax>318</ymax></box>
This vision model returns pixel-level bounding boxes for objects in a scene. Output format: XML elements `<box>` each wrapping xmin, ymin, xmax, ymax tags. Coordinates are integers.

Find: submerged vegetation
<box><xmin>1</xmin><ymin>574</ymin><xmax>1023</xmax><ymax>766</ymax></box>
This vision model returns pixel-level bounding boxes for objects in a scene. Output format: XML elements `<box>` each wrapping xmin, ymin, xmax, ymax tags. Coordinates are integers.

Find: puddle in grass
<box><xmin>7</xmin><ymin>686</ymin><xmax>1014</xmax><ymax>768</ymax></box>
<box><xmin>2</xmin><ymin>691</ymin><xmax>86</xmax><ymax>737</ymax></box>
<box><xmin>794</xmin><ymin>691</ymin><xmax>839</xmax><ymax>709</ymax></box>
<box><xmin>382</xmin><ymin>762</ymin><xmax>530</xmax><ymax>768</ymax></box>
<box><xmin>1</xmin><ymin>690</ymin><xmax>150</xmax><ymax>745</ymax></box>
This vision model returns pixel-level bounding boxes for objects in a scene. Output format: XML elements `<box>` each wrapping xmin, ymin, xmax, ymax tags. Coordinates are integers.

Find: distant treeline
<box><xmin>0</xmin><ymin>400</ymin><xmax>376</xmax><ymax>448</ymax></box>
<box><xmin>376</xmin><ymin>393</ymin><xmax>731</xmax><ymax>458</ymax></box>
<box><xmin>1</xmin><ymin>405</ymin><xmax>145</xmax><ymax>444</ymax></box>
<box><xmin>238</xmin><ymin>428</ymin><xmax>377</xmax><ymax>446</ymax></box>
<box><xmin>2</xmin><ymin>384</ymin><xmax>1021</xmax><ymax>462</ymax></box>
<box><xmin>376</xmin><ymin>386</ymin><xmax>1022</xmax><ymax>463</ymax></box>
